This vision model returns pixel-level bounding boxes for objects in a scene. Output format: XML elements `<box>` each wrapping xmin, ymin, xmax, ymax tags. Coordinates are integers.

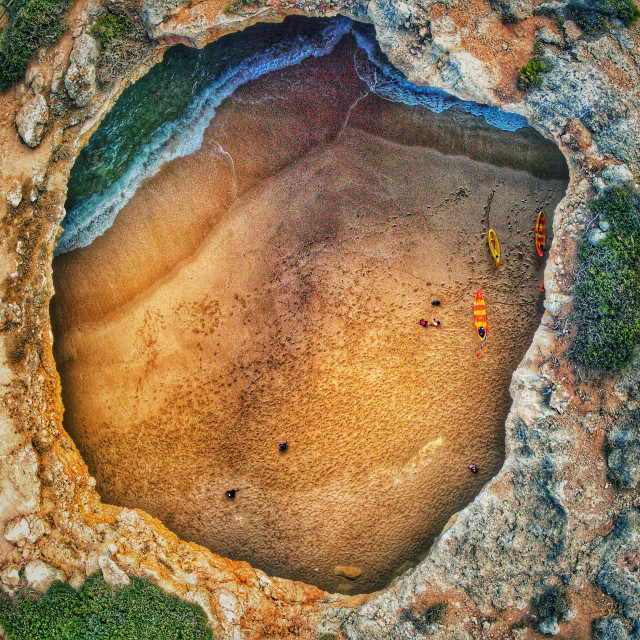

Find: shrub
<box><xmin>0</xmin><ymin>0</ymin><xmax>71</xmax><ymax>91</ymax></box>
<box><xmin>531</xmin><ymin>586</ymin><xmax>571</xmax><ymax>623</ymax></box>
<box><xmin>518</xmin><ymin>57</ymin><xmax>552</xmax><ymax>89</ymax></box>
<box><xmin>487</xmin><ymin>0</ymin><xmax>520</xmax><ymax>23</ymax></box>
<box><xmin>400</xmin><ymin>601</ymin><xmax>447</xmax><ymax>632</ymax></box>
<box><xmin>574</xmin><ymin>185</ymin><xmax>640</xmax><ymax>370</ymax></box>
<box><xmin>92</xmin><ymin>7</ymin><xmax>149</xmax><ymax>84</ymax></box>
<box><xmin>566</xmin><ymin>0</ymin><xmax>639</xmax><ymax>34</ymax></box>
<box><xmin>0</xmin><ymin>572</ymin><xmax>213</xmax><ymax>640</ymax></box>
<box><xmin>89</xmin><ymin>12</ymin><xmax>130</xmax><ymax>48</ymax></box>
<box><xmin>608</xmin><ymin>0</ymin><xmax>640</xmax><ymax>26</ymax></box>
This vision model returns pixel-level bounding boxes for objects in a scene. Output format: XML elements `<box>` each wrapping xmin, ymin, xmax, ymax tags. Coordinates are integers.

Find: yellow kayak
<box><xmin>488</xmin><ymin>229</ymin><xmax>500</xmax><ymax>267</ymax></box>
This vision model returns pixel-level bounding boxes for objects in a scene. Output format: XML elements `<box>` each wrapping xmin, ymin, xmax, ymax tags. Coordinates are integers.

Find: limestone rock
<box><xmin>549</xmin><ymin>386</ymin><xmax>572</xmax><ymax>414</ymax></box>
<box><xmin>26</xmin><ymin>71</ymin><xmax>45</xmax><ymax>94</ymax></box>
<box><xmin>85</xmin><ymin>551</ymin><xmax>101</xmax><ymax>575</ymax></box>
<box><xmin>98</xmin><ymin>555</ymin><xmax>131</xmax><ymax>587</ymax></box>
<box><xmin>24</xmin><ymin>560</ymin><xmax>64</xmax><ymax>592</ymax></box>
<box><xmin>587</xmin><ymin>228</ymin><xmax>607</xmax><ymax>246</ymax></box>
<box><xmin>592</xmin><ymin>615</ymin><xmax>631</xmax><ymax>640</ymax></box>
<box><xmin>602</xmin><ymin>164</ymin><xmax>634</xmax><ymax>186</ymax></box>
<box><xmin>0</xmin><ymin>566</ymin><xmax>21</xmax><ymax>587</ymax></box>
<box><xmin>4</xmin><ymin>514</ymin><xmax>46</xmax><ymax>545</ymax></box>
<box><xmin>68</xmin><ymin>571</ymin><xmax>86</xmax><ymax>589</ymax></box>
<box><xmin>544</xmin><ymin>293</ymin><xmax>572</xmax><ymax>317</ymax></box>
<box><xmin>607</xmin><ymin>409</ymin><xmax>640</xmax><ymax>489</ymax></box>
<box><xmin>597</xmin><ymin>510</ymin><xmax>640</xmax><ymax>619</ymax></box>
<box><xmin>537</xmin><ymin>27</ymin><xmax>563</xmax><ymax>48</ymax></box>
<box><xmin>15</xmin><ymin>94</ymin><xmax>48</xmax><ymax>148</ymax></box>
<box><xmin>539</xmin><ymin>616</ymin><xmax>560</xmax><ymax>635</ymax></box>
<box><xmin>5</xmin><ymin>180</ymin><xmax>22</xmax><ymax>207</ymax></box>
<box><xmin>65</xmin><ymin>34</ymin><xmax>99</xmax><ymax>107</ymax></box>
<box><xmin>594</xmin><ymin>177</ymin><xmax>607</xmax><ymax>193</ymax></box>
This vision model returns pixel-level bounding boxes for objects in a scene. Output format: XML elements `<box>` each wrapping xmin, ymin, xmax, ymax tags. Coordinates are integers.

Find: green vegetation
<box><xmin>224</xmin><ymin>0</ymin><xmax>261</xmax><ymax>14</ymax></box>
<box><xmin>89</xmin><ymin>12</ymin><xmax>130</xmax><ymax>48</ymax></box>
<box><xmin>487</xmin><ymin>0</ymin><xmax>520</xmax><ymax>23</ymax></box>
<box><xmin>608</xmin><ymin>0</ymin><xmax>640</xmax><ymax>25</ymax></box>
<box><xmin>531</xmin><ymin>586</ymin><xmax>571</xmax><ymax>623</ymax></box>
<box><xmin>0</xmin><ymin>0</ymin><xmax>71</xmax><ymax>91</ymax></box>
<box><xmin>0</xmin><ymin>573</ymin><xmax>213</xmax><ymax>640</ymax></box>
<box><xmin>518</xmin><ymin>57</ymin><xmax>552</xmax><ymax>89</ymax></box>
<box><xmin>566</xmin><ymin>0</ymin><xmax>640</xmax><ymax>34</ymax></box>
<box><xmin>574</xmin><ymin>185</ymin><xmax>640</xmax><ymax>370</ymax></box>
<box><xmin>400</xmin><ymin>602</ymin><xmax>447</xmax><ymax>632</ymax></box>
<box><xmin>91</xmin><ymin>6</ymin><xmax>149</xmax><ymax>84</ymax></box>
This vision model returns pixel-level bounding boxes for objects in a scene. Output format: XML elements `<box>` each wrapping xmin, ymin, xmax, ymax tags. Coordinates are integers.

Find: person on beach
<box><xmin>225</xmin><ymin>489</ymin><xmax>238</xmax><ymax>499</ymax></box>
<box><xmin>476</xmin><ymin>326</ymin><xmax>488</xmax><ymax>358</ymax></box>
<box><xmin>431</xmin><ymin>300</ymin><xmax>441</xmax><ymax>306</ymax></box>
<box><xmin>279</xmin><ymin>441</ymin><xmax>288</xmax><ymax>452</ymax></box>
<box><xmin>468</xmin><ymin>464</ymin><xmax>478</xmax><ymax>474</ymax></box>
<box><xmin>430</xmin><ymin>318</ymin><xmax>440</xmax><ymax>327</ymax></box>
<box><xmin>419</xmin><ymin>318</ymin><xmax>441</xmax><ymax>327</ymax></box>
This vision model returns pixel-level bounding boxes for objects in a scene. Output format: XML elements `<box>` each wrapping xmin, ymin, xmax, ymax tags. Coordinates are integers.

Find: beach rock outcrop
<box><xmin>65</xmin><ymin>34</ymin><xmax>99</xmax><ymax>107</ymax></box>
<box><xmin>4</xmin><ymin>515</ymin><xmax>46</xmax><ymax>546</ymax></box>
<box><xmin>587</xmin><ymin>227</ymin><xmax>607</xmax><ymax>245</ymax></box>
<box><xmin>24</xmin><ymin>560</ymin><xmax>65</xmax><ymax>592</ymax></box>
<box><xmin>593</xmin><ymin>615</ymin><xmax>636</xmax><ymax>640</ymax></box>
<box><xmin>15</xmin><ymin>93</ymin><xmax>49</xmax><ymax>148</ymax></box>
<box><xmin>597</xmin><ymin>510</ymin><xmax>640</xmax><ymax>620</ymax></box>
<box><xmin>98</xmin><ymin>555</ymin><xmax>131</xmax><ymax>588</ymax></box>
<box><xmin>603</xmin><ymin>164</ymin><xmax>635</xmax><ymax>187</ymax></box>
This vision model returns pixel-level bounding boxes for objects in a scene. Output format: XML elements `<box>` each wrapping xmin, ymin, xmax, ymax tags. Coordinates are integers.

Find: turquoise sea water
<box><xmin>60</xmin><ymin>17</ymin><xmax>529</xmax><ymax>255</ymax></box>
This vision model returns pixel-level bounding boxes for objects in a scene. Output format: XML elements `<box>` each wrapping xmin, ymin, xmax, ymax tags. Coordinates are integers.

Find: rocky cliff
<box><xmin>0</xmin><ymin>0</ymin><xmax>639</xmax><ymax>638</ymax></box>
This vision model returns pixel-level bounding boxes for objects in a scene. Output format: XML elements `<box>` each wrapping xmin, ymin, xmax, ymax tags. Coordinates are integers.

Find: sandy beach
<box><xmin>51</xmin><ymin>37</ymin><xmax>569</xmax><ymax>593</ymax></box>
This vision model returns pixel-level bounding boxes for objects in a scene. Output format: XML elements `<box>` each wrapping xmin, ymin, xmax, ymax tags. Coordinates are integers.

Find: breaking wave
<box><xmin>59</xmin><ymin>17</ymin><xmax>528</xmax><ymax>255</ymax></box>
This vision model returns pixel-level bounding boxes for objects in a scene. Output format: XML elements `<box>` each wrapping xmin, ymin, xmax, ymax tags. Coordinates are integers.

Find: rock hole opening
<box><xmin>51</xmin><ymin>16</ymin><xmax>569</xmax><ymax>594</ymax></box>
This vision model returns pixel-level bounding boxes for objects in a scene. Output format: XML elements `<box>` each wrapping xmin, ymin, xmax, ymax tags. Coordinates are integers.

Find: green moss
<box><xmin>604</xmin><ymin>437</ymin><xmax>615</xmax><ymax>457</ymax></box>
<box><xmin>224</xmin><ymin>0</ymin><xmax>261</xmax><ymax>14</ymax></box>
<box><xmin>574</xmin><ymin>185</ymin><xmax>640</xmax><ymax>370</ymax></box>
<box><xmin>518</xmin><ymin>57</ymin><xmax>552</xmax><ymax>89</ymax></box>
<box><xmin>400</xmin><ymin>601</ymin><xmax>447</xmax><ymax>632</ymax></box>
<box><xmin>532</xmin><ymin>586</ymin><xmax>571</xmax><ymax>621</ymax></box>
<box><xmin>511</xmin><ymin>619</ymin><xmax>532</xmax><ymax>632</ymax></box>
<box><xmin>0</xmin><ymin>0</ymin><xmax>71</xmax><ymax>91</ymax></box>
<box><xmin>0</xmin><ymin>573</ymin><xmax>214</xmax><ymax>640</ymax></box>
<box><xmin>607</xmin><ymin>0</ymin><xmax>640</xmax><ymax>25</ymax></box>
<box><xmin>89</xmin><ymin>12</ymin><xmax>130</xmax><ymax>48</ymax></box>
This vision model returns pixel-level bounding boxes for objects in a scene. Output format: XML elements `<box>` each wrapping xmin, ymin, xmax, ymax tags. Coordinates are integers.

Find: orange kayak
<box><xmin>535</xmin><ymin>211</ymin><xmax>546</xmax><ymax>257</ymax></box>
<box><xmin>474</xmin><ymin>290</ymin><xmax>488</xmax><ymax>339</ymax></box>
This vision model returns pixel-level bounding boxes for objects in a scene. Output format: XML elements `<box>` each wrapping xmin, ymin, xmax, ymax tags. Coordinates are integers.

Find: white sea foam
<box><xmin>352</xmin><ymin>29</ymin><xmax>528</xmax><ymax>132</ymax></box>
<box><xmin>58</xmin><ymin>18</ymin><xmax>529</xmax><ymax>255</ymax></box>
<box><xmin>56</xmin><ymin>18</ymin><xmax>353</xmax><ymax>255</ymax></box>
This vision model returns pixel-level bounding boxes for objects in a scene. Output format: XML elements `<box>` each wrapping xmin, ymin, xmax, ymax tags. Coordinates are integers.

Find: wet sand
<box><xmin>51</xmin><ymin>37</ymin><xmax>568</xmax><ymax>593</ymax></box>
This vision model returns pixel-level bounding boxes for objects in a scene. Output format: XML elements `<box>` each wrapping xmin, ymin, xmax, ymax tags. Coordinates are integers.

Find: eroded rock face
<box><xmin>1</xmin><ymin>0</ymin><xmax>639</xmax><ymax>638</ymax></box>
<box><xmin>607</xmin><ymin>409</ymin><xmax>640</xmax><ymax>489</ymax></box>
<box><xmin>65</xmin><ymin>34</ymin><xmax>99</xmax><ymax>107</ymax></box>
<box><xmin>15</xmin><ymin>93</ymin><xmax>49</xmax><ymax>148</ymax></box>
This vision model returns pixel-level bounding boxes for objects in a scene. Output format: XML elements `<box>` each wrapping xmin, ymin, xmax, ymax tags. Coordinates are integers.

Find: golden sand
<box><xmin>51</xmin><ymin>37</ymin><xmax>568</xmax><ymax>593</ymax></box>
